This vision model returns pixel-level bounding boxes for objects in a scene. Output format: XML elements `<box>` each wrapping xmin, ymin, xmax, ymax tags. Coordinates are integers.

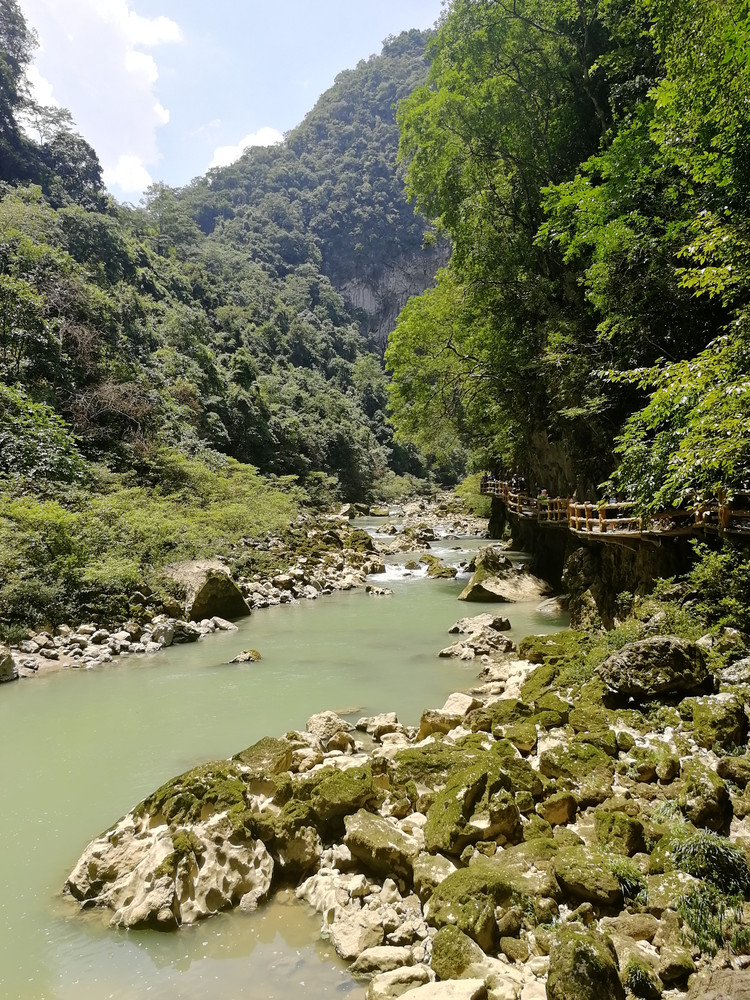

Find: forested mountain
<box><xmin>388</xmin><ymin>0</ymin><xmax>750</xmax><ymax>508</ymax></box>
<box><xmin>0</xmin><ymin>7</ymin><xmax>437</xmax><ymax>633</ymax></box>
<box><xmin>179</xmin><ymin>29</ymin><xmax>446</xmax><ymax>344</ymax></box>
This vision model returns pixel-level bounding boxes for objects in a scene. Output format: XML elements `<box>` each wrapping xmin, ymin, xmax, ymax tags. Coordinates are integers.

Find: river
<box><xmin>0</xmin><ymin>526</ymin><xmax>567</xmax><ymax>999</ymax></box>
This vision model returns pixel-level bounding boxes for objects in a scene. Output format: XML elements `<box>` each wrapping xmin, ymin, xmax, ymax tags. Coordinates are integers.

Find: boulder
<box><xmin>344</xmin><ymin>810</ymin><xmax>421</xmax><ymax>880</ymax></box>
<box><xmin>367</xmin><ymin>965</ymin><xmax>435</xmax><ymax>1000</ymax></box>
<box><xmin>161</xmin><ymin>560</ymin><xmax>250</xmax><ymax>621</ymax></box>
<box><xmin>351</xmin><ymin>946</ymin><xmax>414</xmax><ymax>976</ymax></box>
<box><xmin>553</xmin><ymin>846</ymin><xmax>622</xmax><ymax>907</ymax></box>
<box><xmin>430</xmin><ymin>925</ymin><xmax>486</xmax><ymax>981</ymax></box>
<box><xmin>594</xmin><ymin>810</ymin><xmax>645</xmax><ymax>857</ymax></box>
<box><xmin>401</xmin><ymin>983</ymin><xmax>486</xmax><ymax>1000</ymax></box>
<box><xmin>679</xmin><ymin>759</ymin><xmax>732</xmax><ymax>830</ymax></box>
<box><xmin>233</xmin><ymin>735</ymin><xmax>293</xmax><ymax>775</ymax></box>
<box><xmin>306</xmin><ymin>710</ymin><xmax>353</xmax><ymax>744</ymax></box>
<box><xmin>689</xmin><ymin>693</ymin><xmax>748</xmax><ymax>749</ymax></box>
<box><xmin>65</xmin><ymin>812</ymin><xmax>273</xmax><ymax>929</ymax></box>
<box><xmin>0</xmin><ymin>645</ymin><xmax>18</xmax><ymax>683</ymax></box>
<box><xmin>596</xmin><ymin>636</ymin><xmax>711</xmax><ymax>699</ymax></box>
<box><xmin>356</xmin><ymin>712</ymin><xmax>403</xmax><ymax>740</ymax></box>
<box><xmin>424</xmin><ymin>858</ymin><xmax>529</xmax><ymax>951</ymax></box>
<box><xmin>423</xmin><ymin>761</ymin><xmax>520</xmax><ymax>855</ymax></box>
<box><xmin>330</xmin><ymin>906</ymin><xmax>385</xmax><ymax>960</ymax></box>
<box><xmin>420</xmin><ymin>554</ymin><xmax>458</xmax><ymax>579</ymax></box>
<box><xmin>449</xmin><ymin>614</ymin><xmax>511</xmax><ymax>635</ymax></box>
<box><xmin>547</xmin><ymin>927</ymin><xmax>625</xmax><ymax>1000</ymax></box>
<box><xmin>229</xmin><ymin>648</ymin><xmax>262</xmax><ymax>663</ymax></box>
<box><xmin>310</xmin><ymin>765</ymin><xmax>377</xmax><ymax>830</ymax></box>
<box><xmin>686</xmin><ymin>968</ymin><xmax>750</xmax><ymax>999</ymax></box>
<box><xmin>413</xmin><ymin>852</ymin><xmax>458</xmax><ymax>903</ymax></box>
<box><xmin>458</xmin><ymin>546</ymin><xmax>550</xmax><ymax>603</ymax></box>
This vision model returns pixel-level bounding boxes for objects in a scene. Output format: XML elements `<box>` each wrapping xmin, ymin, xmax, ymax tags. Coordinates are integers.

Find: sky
<box><xmin>17</xmin><ymin>0</ymin><xmax>444</xmax><ymax>204</ymax></box>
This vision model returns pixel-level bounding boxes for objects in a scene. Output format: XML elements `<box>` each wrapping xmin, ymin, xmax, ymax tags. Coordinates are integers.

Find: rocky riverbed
<box><xmin>1</xmin><ymin>493</ymin><xmax>489</xmax><ymax>681</ymax></box>
<box><xmin>62</xmin><ymin>603</ymin><xmax>750</xmax><ymax>1000</ymax></box>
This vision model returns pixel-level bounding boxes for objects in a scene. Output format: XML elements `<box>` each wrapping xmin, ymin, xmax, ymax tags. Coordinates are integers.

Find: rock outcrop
<box><xmin>596</xmin><ymin>636</ymin><xmax>712</xmax><ymax>699</ymax></box>
<box><xmin>0</xmin><ymin>644</ymin><xmax>18</xmax><ymax>683</ymax></box>
<box><xmin>162</xmin><ymin>560</ymin><xmax>251</xmax><ymax>621</ymax></box>
<box><xmin>458</xmin><ymin>546</ymin><xmax>551</xmax><ymax>604</ymax></box>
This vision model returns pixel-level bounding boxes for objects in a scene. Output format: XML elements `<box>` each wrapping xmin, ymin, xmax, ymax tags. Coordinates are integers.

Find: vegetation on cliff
<box><xmin>388</xmin><ymin>0</ymin><xmax>750</xmax><ymax>507</ymax></box>
<box><xmin>0</xmin><ymin>6</ymin><xmax>437</xmax><ymax>635</ymax></box>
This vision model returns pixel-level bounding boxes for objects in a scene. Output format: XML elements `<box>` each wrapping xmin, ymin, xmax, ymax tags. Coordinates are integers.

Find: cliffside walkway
<box><xmin>480</xmin><ymin>479</ymin><xmax>750</xmax><ymax>544</ymax></box>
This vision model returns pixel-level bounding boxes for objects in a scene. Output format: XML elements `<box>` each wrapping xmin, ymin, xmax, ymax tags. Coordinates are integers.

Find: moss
<box><xmin>138</xmin><ymin>760</ymin><xmax>248</xmax><ymax>825</ymax></box>
<box><xmin>233</xmin><ymin>736</ymin><xmax>293</xmax><ymax>775</ymax></box>
<box><xmin>430</xmin><ymin>925</ymin><xmax>486</xmax><ymax>980</ymax></box>
<box><xmin>426</xmin><ymin>859</ymin><xmax>530</xmax><ymax>951</ymax></box>
<box><xmin>424</xmin><ymin>760</ymin><xmax>516</xmax><ymax>854</ymax></box>
<box><xmin>275</xmin><ymin>798</ymin><xmax>318</xmax><ymax>838</ymax></box>
<box><xmin>153</xmin><ymin>828</ymin><xmax>204</xmax><ymax>880</ymax></box>
<box><xmin>389</xmin><ymin>741</ymin><xmax>488</xmax><ymax>790</ymax></box>
<box><xmin>539</xmin><ymin>742</ymin><xmax>614</xmax><ymax>783</ymax></box>
<box><xmin>595</xmin><ymin>810</ymin><xmax>645</xmax><ymax>857</ymax></box>
<box><xmin>310</xmin><ymin>764</ymin><xmax>377</xmax><ymax>829</ymax></box>
<box><xmin>520</xmin><ymin>661</ymin><xmax>557</xmax><ymax>701</ymax></box>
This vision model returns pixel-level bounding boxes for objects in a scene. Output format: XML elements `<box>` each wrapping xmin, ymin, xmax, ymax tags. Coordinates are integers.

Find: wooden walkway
<box><xmin>480</xmin><ymin>480</ymin><xmax>750</xmax><ymax>543</ymax></box>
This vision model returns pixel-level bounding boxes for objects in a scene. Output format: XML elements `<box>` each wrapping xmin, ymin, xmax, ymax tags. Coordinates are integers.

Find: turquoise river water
<box><xmin>0</xmin><ymin>528</ymin><xmax>566</xmax><ymax>999</ymax></box>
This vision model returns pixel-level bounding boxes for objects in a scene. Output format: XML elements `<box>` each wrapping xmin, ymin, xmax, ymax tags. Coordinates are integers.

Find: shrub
<box><xmin>678</xmin><ymin>882</ymin><xmax>743</xmax><ymax>956</ymax></box>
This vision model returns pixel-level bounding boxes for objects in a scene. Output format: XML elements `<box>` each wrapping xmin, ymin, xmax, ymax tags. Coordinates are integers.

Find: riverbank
<box><xmin>1</xmin><ymin>493</ymin><xmax>489</xmax><ymax>682</ymax></box>
<box><xmin>61</xmin><ymin>578</ymin><xmax>750</xmax><ymax>999</ymax></box>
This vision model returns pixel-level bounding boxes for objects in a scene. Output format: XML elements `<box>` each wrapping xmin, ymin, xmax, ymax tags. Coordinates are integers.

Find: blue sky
<box><xmin>18</xmin><ymin>0</ymin><xmax>444</xmax><ymax>203</ymax></box>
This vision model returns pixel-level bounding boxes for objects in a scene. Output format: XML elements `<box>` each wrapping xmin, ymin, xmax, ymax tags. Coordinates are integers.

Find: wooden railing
<box><xmin>479</xmin><ymin>479</ymin><xmax>750</xmax><ymax>540</ymax></box>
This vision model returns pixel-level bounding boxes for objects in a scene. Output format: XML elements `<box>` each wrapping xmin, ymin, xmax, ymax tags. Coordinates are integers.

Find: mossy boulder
<box><xmin>540</xmin><ymin>742</ymin><xmax>613</xmax><ymax>783</ymax></box>
<box><xmin>233</xmin><ymin>736</ymin><xmax>293</xmax><ymax>777</ymax></box>
<box><xmin>533</xmin><ymin>691</ymin><xmax>571</xmax><ymax>726</ymax></box>
<box><xmin>424</xmin><ymin>761</ymin><xmax>520</xmax><ymax>855</ymax></box>
<box><xmin>425</xmin><ymin>858</ymin><xmax>530</xmax><ymax>951</ymax></box>
<box><xmin>389</xmin><ymin>743</ymin><xmax>486</xmax><ymax>792</ymax></box>
<box><xmin>574</xmin><ymin>728</ymin><xmax>618</xmax><ymax>757</ymax></box>
<box><xmin>310</xmin><ymin>765</ymin><xmax>377</xmax><ymax>831</ymax></box>
<box><xmin>137</xmin><ymin>760</ymin><xmax>249</xmax><ymax>825</ymax></box>
<box><xmin>344</xmin><ymin>809</ymin><xmax>421</xmax><ymax>880</ymax></box>
<box><xmin>430</xmin><ymin>925</ymin><xmax>486</xmax><ymax>981</ymax></box>
<box><xmin>504</xmin><ymin>721</ymin><xmax>538</xmax><ymax>754</ymax></box>
<box><xmin>491</xmin><ymin>838</ymin><xmax>561</xmax><ymax>899</ymax></box>
<box><xmin>688</xmin><ymin>694</ymin><xmax>748</xmax><ymax>749</ymax></box>
<box><xmin>717</xmin><ymin>754</ymin><xmax>750</xmax><ymax>788</ymax></box>
<box><xmin>539</xmin><ymin>741</ymin><xmax>615</xmax><ymax>802</ymax></box>
<box><xmin>554</xmin><ymin>846</ymin><xmax>623</xmax><ymax>907</ymax></box>
<box><xmin>420</xmin><ymin>554</ymin><xmax>458</xmax><ymax>579</ymax></box>
<box><xmin>469</xmin><ymin>699</ymin><xmax>533</xmax><ymax>733</ymax></box>
<box><xmin>547</xmin><ymin>927</ymin><xmax>625</xmax><ymax>1000</ymax></box>
<box><xmin>679</xmin><ymin>760</ymin><xmax>732</xmax><ymax>831</ymax></box>
<box><xmin>594</xmin><ymin>810</ymin><xmax>645</xmax><ymax>857</ymax></box>
<box><xmin>520</xmin><ymin>661</ymin><xmax>557</xmax><ymax>700</ymax></box>
<box><xmin>596</xmin><ymin>636</ymin><xmax>711</xmax><ymax>700</ymax></box>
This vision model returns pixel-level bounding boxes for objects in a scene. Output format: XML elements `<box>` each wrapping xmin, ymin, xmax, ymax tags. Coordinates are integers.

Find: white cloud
<box><xmin>124</xmin><ymin>49</ymin><xmax>159</xmax><ymax>86</ymax></box>
<box><xmin>209</xmin><ymin>127</ymin><xmax>283</xmax><ymax>169</ymax></box>
<box><xmin>88</xmin><ymin>0</ymin><xmax>182</xmax><ymax>46</ymax></box>
<box><xmin>103</xmin><ymin>154</ymin><xmax>153</xmax><ymax>195</ymax></box>
<box><xmin>18</xmin><ymin>0</ymin><xmax>182</xmax><ymax>200</ymax></box>
<box><xmin>26</xmin><ymin>66</ymin><xmax>58</xmax><ymax>106</ymax></box>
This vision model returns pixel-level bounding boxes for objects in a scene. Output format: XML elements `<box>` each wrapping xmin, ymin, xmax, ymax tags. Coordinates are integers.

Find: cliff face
<box><xmin>491</xmin><ymin>498</ymin><xmax>695</xmax><ymax>628</ymax></box>
<box><xmin>339</xmin><ymin>242</ymin><xmax>450</xmax><ymax>347</ymax></box>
